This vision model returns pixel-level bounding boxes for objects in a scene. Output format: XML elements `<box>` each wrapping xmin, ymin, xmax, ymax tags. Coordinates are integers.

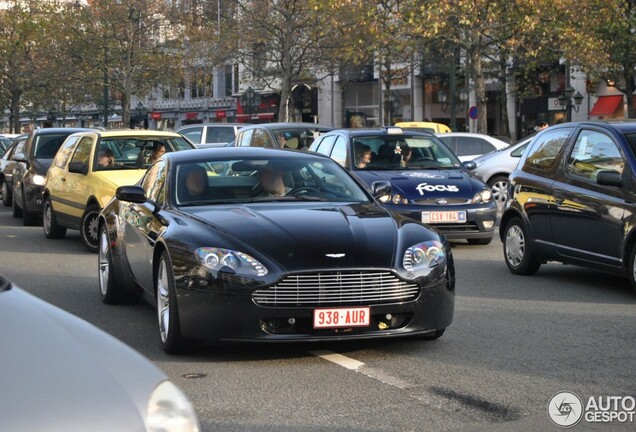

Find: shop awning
<box><xmin>589</xmin><ymin>95</ymin><xmax>623</xmax><ymax>116</ymax></box>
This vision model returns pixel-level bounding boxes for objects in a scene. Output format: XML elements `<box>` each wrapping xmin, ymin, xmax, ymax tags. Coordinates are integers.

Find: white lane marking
<box><xmin>310</xmin><ymin>350</ymin><xmax>364</xmax><ymax>370</ymax></box>
<box><xmin>310</xmin><ymin>350</ymin><xmax>413</xmax><ymax>390</ymax></box>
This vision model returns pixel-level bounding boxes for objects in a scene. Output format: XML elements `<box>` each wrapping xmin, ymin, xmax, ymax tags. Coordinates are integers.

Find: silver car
<box><xmin>176</xmin><ymin>123</ymin><xmax>242</xmax><ymax>148</ymax></box>
<box><xmin>0</xmin><ymin>275</ymin><xmax>199</xmax><ymax>432</ymax></box>
<box><xmin>469</xmin><ymin>135</ymin><xmax>533</xmax><ymax>202</ymax></box>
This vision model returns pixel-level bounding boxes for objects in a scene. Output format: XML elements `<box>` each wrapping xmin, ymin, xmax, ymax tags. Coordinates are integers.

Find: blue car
<box><xmin>310</xmin><ymin>127</ymin><xmax>497</xmax><ymax>244</ymax></box>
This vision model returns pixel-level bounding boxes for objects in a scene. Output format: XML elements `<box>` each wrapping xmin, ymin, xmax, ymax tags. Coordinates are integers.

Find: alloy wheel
<box><xmin>84</xmin><ymin>212</ymin><xmax>99</xmax><ymax>247</ymax></box>
<box><xmin>43</xmin><ymin>201</ymin><xmax>52</xmax><ymax>234</ymax></box>
<box><xmin>98</xmin><ymin>230</ymin><xmax>110</xmax><ymax>296</ymax></box>
<box><xmin>157</xmin><ymin>260</ymin><xmax>170</xmax><ymax>343</ymax></box>
<box><xmin>491</xmin><ymin>180</ymin><xmax>508</xmax><ymax>202</ymax></box>
<box><xmin>505</xmin><ymin>224</ymin><xmax>525</xmax><ymax>267</ymax></box>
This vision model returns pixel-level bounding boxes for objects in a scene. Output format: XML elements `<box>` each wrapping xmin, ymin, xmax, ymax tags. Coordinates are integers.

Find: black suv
<box><xmin>12</xmin><ymin>128</ymin><xmax>89</xmax><ymax>225</ymax></box>
<box><xmin>500</xmin><ymin>122</ymin><xmax>636</xmax><ymax>291</ymax></box>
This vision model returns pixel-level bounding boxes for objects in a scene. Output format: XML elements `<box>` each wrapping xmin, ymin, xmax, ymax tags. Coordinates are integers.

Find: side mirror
<box><xmin>597</xmin><ymin>170</ymin><xmax>623</xmax><ymax>188</ymax></box>
<box><xmin>463</xmin><ymin>161</ymin><xmax>477</xmax><ymax>170</ymax></box>
<box><xmin>371</xmin><ymin>181</ymin><xmax>392</xmax><ymax>201</ymax></box>
<box><xmin>116</xmin><ymin>185</ymin><xmax>147</xmax><ymax>204</ymax></box>
<box><xmin>68</xmin><ymin>161</ymin><xmax>88</xmax><ymax>175</ymax></box>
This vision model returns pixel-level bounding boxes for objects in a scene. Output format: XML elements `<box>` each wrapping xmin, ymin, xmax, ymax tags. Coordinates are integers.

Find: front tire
<box><xmin>156</xmin><ymin>251</ymin><xmax>192</xmax><ymax>354</ymax></box>
<box><xmin>43</xmin><ymin>197</ymin><xmax>66</xmax><ymax>239</ymax></box>
<box><xmin>21</xmin><ymin>188</ymin><xmax>39</xmax><ymax>226</ymax></box>
<box><xmin>503</xmin><ymin>217</ymin><xmax>541</xmax><ymax>275</ymax></box>
<box><xmin>1</xmin><ymin>179</ymin><xmax>12</xmax><ymax>207</ymax></box>
<box><xmin>81</xmin><ymin>204</ymin><xmax>100</xmax><ymax>253</ymax></box>
<box><xmin>12</xmin><ymin>192</ymin><xmax>22</xmax><ymax>218</ymax></box>
<box><xmin>99</xmin><ymin>225</ymin><xmax>136</xmax><ymax>304</ymax></box>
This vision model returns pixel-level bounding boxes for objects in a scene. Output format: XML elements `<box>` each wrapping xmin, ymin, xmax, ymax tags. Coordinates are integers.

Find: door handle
<box><xmin>61</xmin><ymin>177</ymin><xmax>66</xmax><ymax>182</ymax></box>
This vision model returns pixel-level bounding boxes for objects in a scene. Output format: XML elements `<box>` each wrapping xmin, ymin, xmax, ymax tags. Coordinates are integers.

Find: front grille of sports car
<box><xmin>252</xmin><ymin>271</ymin><xmax>419</xmax><ymax>307</ymax></box>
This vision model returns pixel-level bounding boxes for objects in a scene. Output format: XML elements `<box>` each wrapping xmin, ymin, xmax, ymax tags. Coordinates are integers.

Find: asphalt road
<box><xmin>0</xmin><ymin>205</ymin><xmax>634</xmax><ymax>432</ymax></box>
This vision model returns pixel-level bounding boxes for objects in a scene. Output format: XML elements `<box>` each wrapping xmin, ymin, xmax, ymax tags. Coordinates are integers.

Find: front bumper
<box><xmin>176</xmin><ymin>273</ymin><xmax>455</xmax><ymax>342</ymax></box>
<box><xmin>24</xmin><ymin>183</ymin><xmax>44</xmax><ymax>215</ymax></box>
<box><xmin>386</xmin><ymin>202</ymin><xmax>497</xmax><ymax>240</ymax></box>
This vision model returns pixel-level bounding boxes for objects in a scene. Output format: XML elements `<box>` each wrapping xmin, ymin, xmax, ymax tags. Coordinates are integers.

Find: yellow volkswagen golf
<box><xmin>43</xmin><ymin>130</ymin><xmax>194</xmax><ymax>252</ymax></box>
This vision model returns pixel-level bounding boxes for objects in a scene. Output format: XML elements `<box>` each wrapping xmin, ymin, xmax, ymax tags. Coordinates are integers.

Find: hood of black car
<box><xmin>182</xmin><ymin>202</ymin><xmax>398</xmax><ymax>271</ymax></box>
<box><xmin>32</xmin><ymin>158</ymin><xmax>53</xmax><ymax>175</ymax></box>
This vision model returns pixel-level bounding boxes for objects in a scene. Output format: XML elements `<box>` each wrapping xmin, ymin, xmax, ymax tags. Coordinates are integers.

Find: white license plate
<box><xmin>422</xmin><ymin>211</ymin><xmax>467</xmax><ymax>224</ymax></box>
<box><xmin>313</xmin><ymin>307</ymin><xmax>371</xmax><ymax>329</ymax></box>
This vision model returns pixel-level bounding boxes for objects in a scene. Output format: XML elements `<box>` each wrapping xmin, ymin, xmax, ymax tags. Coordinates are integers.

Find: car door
<box><xmin>3</xmin><ymin>138</ymin><xmax>26</xmax><ymax>189</ymax></box>
<box><xmin>124</xmin><ymin>160</ymin><xmax>167</xmax><ymax>291</ymax></box>
<box><xmin>550</xmin><ymin>128</ymin><xmax>629</xmax><ymax>266</ymax></box>
<box><xmin>57</xmin><ymin>136</ymin><xmax>95</xmax><ymax>227</ymax></box>
<box><xmin>47</xmin><ymin>135</ymin><xmax>82</xmax><ymax>227</ymax></box>
<box><xmin>514</xmin><ymin>127</ymin><xmax>575</xmax><ymax>252</ymax></box>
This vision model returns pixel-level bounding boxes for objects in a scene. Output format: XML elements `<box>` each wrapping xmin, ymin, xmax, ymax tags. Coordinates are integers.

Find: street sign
<box><xmin>469</xmin><ymin>106</ymin><xmax>478</xmax><ymax>120</ymax></box>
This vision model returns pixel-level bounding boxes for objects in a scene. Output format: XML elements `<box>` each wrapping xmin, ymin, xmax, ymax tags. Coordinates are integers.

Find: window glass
<box><xmin>330</xmin><ymin>137</ymin><xmax>348</xmax><ymax>167</ymax></box>
<box><xmin>511</xmin><ymin>142</ymin><xmax>529</xmax><ymax>158</ymax></box>
<box><xmin>142</xmin><ymin>160</ymin><xmax>167</xmax><ymax>204</ymax></box>
<box><xmin>94</xmin><ymin>136</ymin><xmax>190</xmax><ymax>170</ymax></box>
<box><xmin>173</xmin><ymin>156</ymin><xmax>368</xmax><ymax>205</ymax></box>
<box><xmin>251</xmin><ymin>129</ymin><xmax>270</xmax><ymax>147</ymax></box>
<box><xmin>272</xmin><ymin>127</ymin><xmax>320</xmax><ymax>150</ymax></box>
<box><xmin>238</xmin><ymin>129</ymin><xmax>254</xmax><ymax>146</ymax></box>
<box><xmin>455</xmin><ymin>137</ymin><xmax>484</xmax><ymax>157</ymax></box>
<box><xmin>33</xmin><ymin>134</ymin><xmax>70</xmax><ymax>158</ymax></box>
<box><xmin>54</xmin><ymin>136</ymin><xmax>80</xmax><ymax>168</ymax></box>
<box><xmin>205</xmin><ymin>126</ymin><xmax>235</xmax><ymax>144</ymax></box>
<box><xmin>352</xmin><ymin>135</ymin><xmax>460</xmax><ymax>170</ymax></box>
<box><xmin>316</xmin><ymin>135</ymin><xmax>336</xmax><ymax>156</ymax></box>
<box><xmin>12</xmin><ymin>139</ymin><xmax>26</xmax><ymax>158</ymax></box>
<box><xmin>524</xmin><ymin>128</ymin><xmax>573</xmax><ymax>171</ymax></box>
<box><xmin>70</xmin><ymin>137</ymin><xmax>93</xmax><ymax>165</ymax></box>
<box><xmin>566</xmin><ymin>130</ymin><xmax>625</xmax><ymax>181</ymax></box>
<box><xmin>181</xmin><ymin>127</ymin><xmax>203</xmax><ymax>144</ymax></box>
<box><xmin>437</xmin><ymin>136</ymin><xmax>455</xmax><ymax>153</ymax></box>
<box><xmin>481</xmin><ymin>141</ymin><xmax>496</xmax><ymax>154</ymax></box>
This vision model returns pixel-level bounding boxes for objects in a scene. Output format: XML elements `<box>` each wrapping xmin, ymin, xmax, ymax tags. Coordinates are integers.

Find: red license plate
<box><xmin>313</xmin><ymin>307</ymin><xmax>371</xmax><ymax>329</ymax></box>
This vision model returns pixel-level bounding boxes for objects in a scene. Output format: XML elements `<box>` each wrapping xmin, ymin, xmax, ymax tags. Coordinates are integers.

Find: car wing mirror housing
<box><xmin>596</xmin><ymin>170</ymin><xmax>623</xmax><ymax>188</ymax></box>
<box><xmin>371</xmin><ymin>181</ymin><xmax>392</xmax><ymax>201</ymax></box>
<box><xmin>116</xmin><ymin>185</ymin><xmax>147</xmax><ymax>204</ymax></box>
<box><xmin>463</xmin><ymin>161</ymin><xmax>477</xmax><ymax>170</ymax></box>
<box><xmin>68</xmin><ymin>161</ymin><xmax>88</xmax><ymax>175</ymax></box>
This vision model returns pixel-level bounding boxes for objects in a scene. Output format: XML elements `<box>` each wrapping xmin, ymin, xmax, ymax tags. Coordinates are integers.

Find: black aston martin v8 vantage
<box><xmin>98</xmin><ymin>147</ymin><xmax>455</xmax><ymax>353</ymax></box>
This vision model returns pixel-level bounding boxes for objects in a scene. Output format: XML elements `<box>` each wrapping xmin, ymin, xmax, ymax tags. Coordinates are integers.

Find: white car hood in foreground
<box><xmin>0</xmin><ymin>284</ymin><xmax>166</xmax><ymax>432</ymax></box>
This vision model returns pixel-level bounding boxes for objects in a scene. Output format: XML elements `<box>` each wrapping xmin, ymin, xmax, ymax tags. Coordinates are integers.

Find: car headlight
<box><xmin>195</xmin><ymin>247</ymin><xmax>268</xmax><ymax>276</ymax></box>
<box><xmin>403</xmin><ymin>240</ymin><xmax>445</xmax><ymax>272</ymax></box>
<box><xmin>377</xmin><ymin>194</ymin><xmax>390</xmax><ymax>203</ymax></box>
<box><xmin>32</xmin><ymin>174</ymin><xmax>46</xmax><ymax>186</ymax></box>
<box><xmin>471</xmin><ymin>188</ymin><xmax>492</xmax><ymax>203</ymax></box>
<box><xmin>146</xmin><ymin>381</ymin><xmax>199</xmax><ymax>432</ymax></box>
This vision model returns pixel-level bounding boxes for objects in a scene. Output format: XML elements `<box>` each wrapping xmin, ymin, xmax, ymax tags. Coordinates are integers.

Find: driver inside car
<box><xmin>256</xmin><ymin>163</ymin><xmax>292</xmax><ymax>197</ymax></box>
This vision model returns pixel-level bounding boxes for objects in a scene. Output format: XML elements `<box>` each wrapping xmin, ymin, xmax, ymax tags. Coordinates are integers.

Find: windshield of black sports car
<box><xmin>352</xmin><ymin>135</ymin><xmax>461</xmax><ymax>170</ymax></box>
<box><xmin>173</xmin><ymin>156</ymin><xmax>370</xmax><ymax>206</ymax></box>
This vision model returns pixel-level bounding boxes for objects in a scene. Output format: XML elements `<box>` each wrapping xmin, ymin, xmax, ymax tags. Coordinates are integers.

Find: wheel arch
<box><xmin>86</xmin><ymin>195</ymin><xmax>100</xmax><ymax>209</ymax></box>
<box><xmin>486</xmin><ymin>172</ymin><xmax>511</xmax><ymax>184</ymax></box>
<box><xmin>499</xmin><ymin>208</ymin><xmax>527</xmax><ymax>242</ymax></box>
<box><xmin>152</xmin><ymin>240</ymin><xmax>169</xmax><ymax>298</ymax></box>
<box><xmin>623</xmin><ymin>227</ymin><xmax>636</xmax><ymax>272</ymax></box>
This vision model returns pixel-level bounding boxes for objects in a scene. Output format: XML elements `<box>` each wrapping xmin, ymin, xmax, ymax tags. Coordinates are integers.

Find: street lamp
<box><xmin>557</xmin><ymin>85</ymin><xmax>584</xmax><ymax>122</ymax></box>
<box><xmin>134</xmin><ymin>101</ymin><xmax>147</xmax><ymax>129</ymax></box>
<box><xmin>240</xmin><ymin>87</ymin><xmax>260</xmax><ymax>121</ymax></box>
